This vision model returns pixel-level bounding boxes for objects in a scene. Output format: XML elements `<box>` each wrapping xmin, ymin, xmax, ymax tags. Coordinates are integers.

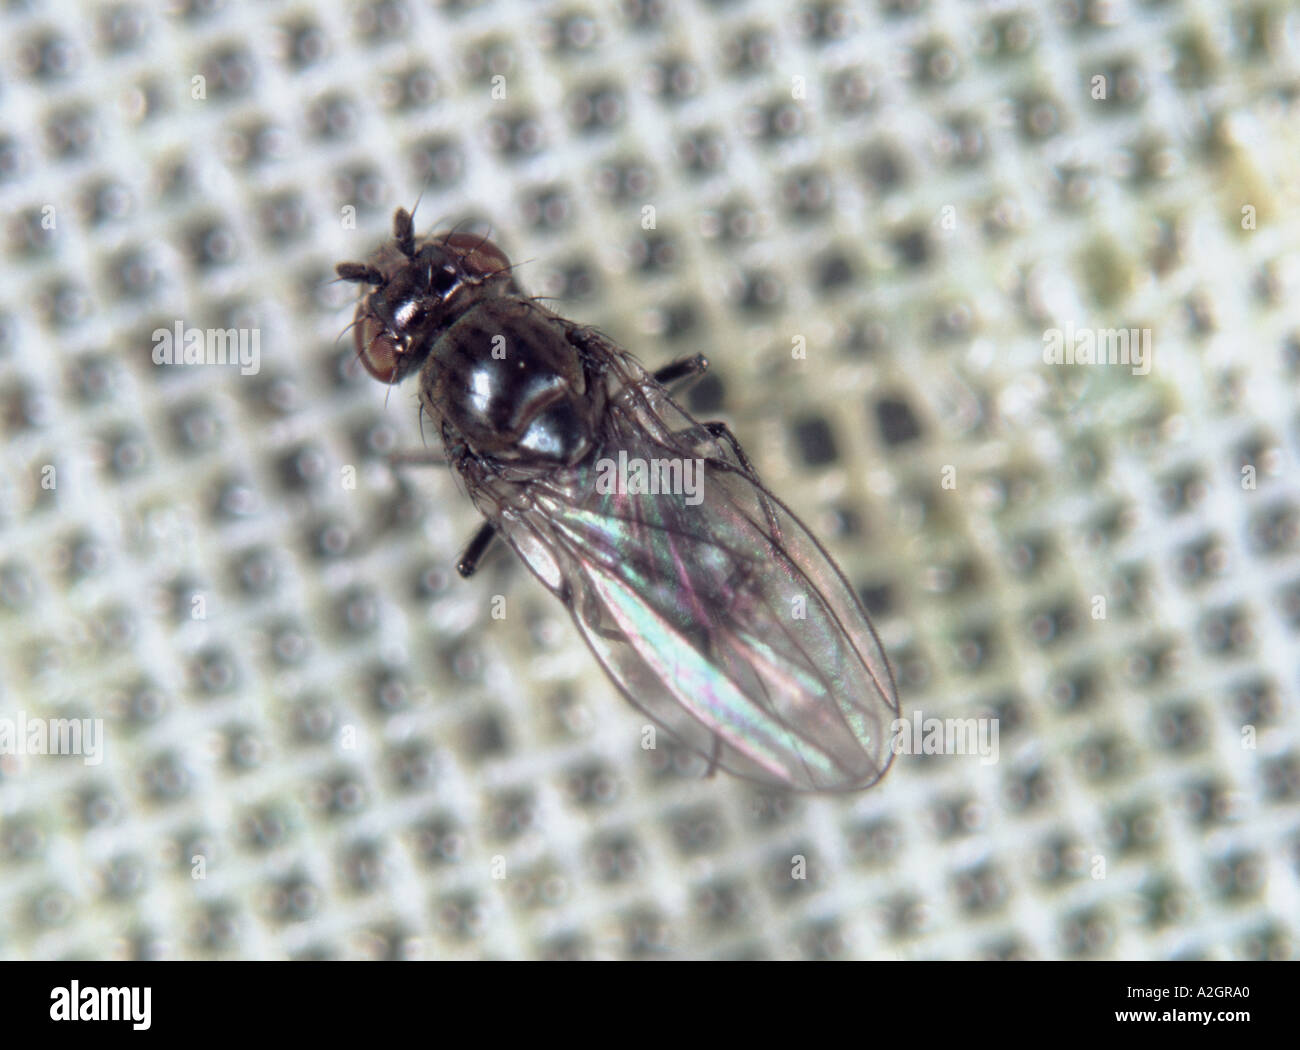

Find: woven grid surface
<box><xmin>1</xmin><ymin>0</ymin><xmax>1298</xmax><ymax>960</ymax></box>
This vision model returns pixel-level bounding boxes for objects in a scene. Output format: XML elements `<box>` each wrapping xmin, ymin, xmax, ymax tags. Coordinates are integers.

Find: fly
<box><xmin>337</xmin><ymin>209</ymin><xmax>900</xmax><ymax>791</ymax></box>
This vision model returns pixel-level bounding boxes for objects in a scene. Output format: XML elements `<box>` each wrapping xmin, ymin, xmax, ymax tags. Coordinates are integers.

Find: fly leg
<box><xmin>704</xmin><ymin>734</ymin><xmax>723</xmax><ymax>778</ymax></box>
<box><xmin>652</xmin><ymin>353</ymin><xmax>709</xmax><ymax>394</ymax></box>
<box><xmin>386</xmin><ymin>450</ymin><xmax>499</xmax><ymax>578</ymax></box>
<box><xmin>676</xmin><ymin>420</ymin><xmax>784</xmax><ymax>543</ymax></box>
<box><xmin>564</xmin><ymin>321</ymin><xmax>710</xmax><ymax>395</ymax></box>
<box><xmin>388</xmin><ymin>449</ymin><xmax>448</xmax><ymax>467</ymax></box>
<box><xmin>563</xmin><ymin>325</ymin><xmax>708</xmax><ymax>395</ymax></box>
<box><xmin>456</xmin><ymin>522</ymin><xmax>499</xmax><ymax>578</ymax></box>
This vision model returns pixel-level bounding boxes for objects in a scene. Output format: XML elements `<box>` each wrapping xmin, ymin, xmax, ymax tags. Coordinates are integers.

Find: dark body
<box><xmin>338</xmin><ymin>211</ymin><xmax>899</xmax><ymax>791</ymax></box>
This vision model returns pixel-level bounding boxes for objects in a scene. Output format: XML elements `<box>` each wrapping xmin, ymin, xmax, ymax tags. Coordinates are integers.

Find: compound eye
<box><xmin>441</xmin><ymin>232</ymin><xmax>512</xmax><ymax>280</ymax></box>
<box><xmin>354</xmin><ymin>314</ymin><xmax>403</xmax><ymax>383</ymax></box>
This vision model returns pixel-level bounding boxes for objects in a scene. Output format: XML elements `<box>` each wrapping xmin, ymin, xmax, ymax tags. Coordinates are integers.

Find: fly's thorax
<box><xmin>420</xmin><ymin>299</ymin><xmax>604</xmax><ymax>468</ymax></box>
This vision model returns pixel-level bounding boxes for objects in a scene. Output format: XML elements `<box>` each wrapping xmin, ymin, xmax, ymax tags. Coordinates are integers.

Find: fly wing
<box><xmin>479</xmin><ymin>358</ymin><xmax>899</xmax><ymax>792</ymax></box>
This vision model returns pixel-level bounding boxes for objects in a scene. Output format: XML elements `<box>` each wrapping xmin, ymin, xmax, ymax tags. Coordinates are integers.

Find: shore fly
<box><xmin>337</xmin><ymin>209</ymin><xmax>899</xmax><ymax>791</ymax></box>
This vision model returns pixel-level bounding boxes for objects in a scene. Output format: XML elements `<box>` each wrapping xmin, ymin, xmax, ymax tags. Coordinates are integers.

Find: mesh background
<box><xmin>1</xmin><ymin>0</ymin><xmax>1298</xmax><ymax>961</ymax></box>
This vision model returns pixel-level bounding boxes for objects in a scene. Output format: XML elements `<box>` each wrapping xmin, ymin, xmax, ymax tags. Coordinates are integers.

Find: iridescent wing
<box><xmin>474</xmin><ymin>349</ymin><xmax>899</xmax><ymax>792</ymax></box>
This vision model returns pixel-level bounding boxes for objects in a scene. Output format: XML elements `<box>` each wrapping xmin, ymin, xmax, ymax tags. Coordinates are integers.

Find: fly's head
<box><xmin>336</xmin><ymin>208</ymin><xmax>516</xmax><ymax>385</ymax></box>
